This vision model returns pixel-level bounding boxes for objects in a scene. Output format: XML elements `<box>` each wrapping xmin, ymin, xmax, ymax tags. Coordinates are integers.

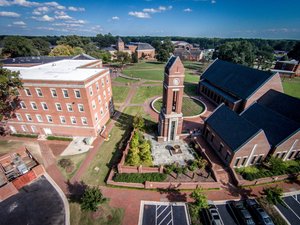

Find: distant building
<box><xmin>172</xmin><ymin>41</ymin><xmax>203</xmax><ymax>61</ymax></box>
<box><xmin>271</xmin><ymin>60</ymin><xmax>300</xmax><ymax>78</ymax></box>
<box><xmin>198</xmin><ymin>59</ymin><xmax>283</xmax><ymax>113</ymax></box>
<box><xmin>203</xmin><ymin>89</ymin><xmax>300</xmax><ymax>168</ymax></box>
<box><xmin>4</xmin><ymin>59</ymin><xmax>113</xmax><ymax>137</ymax></box>
<box><xmin>103</xmin><ymin>38</ymin><xmax>155</xmax><ymax>60</ymax></box>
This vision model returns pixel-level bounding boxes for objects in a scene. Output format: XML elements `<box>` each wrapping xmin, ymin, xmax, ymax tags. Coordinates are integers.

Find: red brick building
<box><xmin>271</xmin><ymin>60</ymin><xmax>300</xmax><ymax>78</ymax></box>
<box><xmin>5</xmin><ymin>59</ymin><xmax>114</xmax><ymax>137</ymax></box>
<box><xmin>199</xmin><ymin>59</ymin><xmax>283</xmax><ymax>113</ymax></box>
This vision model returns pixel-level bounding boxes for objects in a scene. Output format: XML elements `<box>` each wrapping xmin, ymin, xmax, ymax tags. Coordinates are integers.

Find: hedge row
<box><xmin>11</xmin><ymin>133</ymin><xmax>38</xmax><ymax>138</ymax></box>
<box><xmin>113</xmin><ymin>173</ymin><xmax>167</xmax><ymax>183</ymax></box>
<box><xmin>46</xmin><ymin>136</ymin><xmax>73</xmax><ymax>141</ymax></box>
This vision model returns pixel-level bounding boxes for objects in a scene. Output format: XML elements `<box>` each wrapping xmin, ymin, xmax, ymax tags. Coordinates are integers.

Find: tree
<box><xmin>2</xmin><ymin>36</ymin><xmax>38</xmax><ymax>58</ymax></box>
<box><xmin>58</xmin><ymin>158</ymin><xmax>73</xmax><ymax>169</ymax></box>
<box><xmin>132</xmin><ymin>52</ymin><xmax>138</xmax><ymax>63</ymax></box>
<box><xmin>32</xmin><ymin>38</ymin><xmax>51</xmax><ymax>55</ymax></box>
<box><xmin>161</xmin><ymin>39</ymin><xmax>174</xmax><ymax>54</ymax></box>
<box><xmin>256</xmin><ymin>45</ymin><xmax>274</xmax><ymax>70</ymax></box>
<box><xmin>80</xmin><ymin>186</ymin><xmax>106</xmax><ymax>211</ymax></box>
<box><xmin>0</xmin><ymin>66</ymin><xmax>23</xmax><ymax>122</ymax></box>
<box><xmin>190</xmin><ymin>187</ymin><xmax>209</xmax><ymax>210</ymax></box>
<box><xmin>73</xmin><ymin>47</ymin><xmax>85</xmax><ymax>55</ymax></box>
<box><xmin>49</xmin><ymin>45</ymin><xmax>74</xmax><ymax>56</ymax></box>
<box><xmin>115</xmin><ymin>51</ymin><xmax>131</xmax><ymax>66</ymax></box>
<box><xmin>288</xmin><ymin>42</ymin><xmax>300</xmax><ymax>61</ymax></box>
<box><xmin>156</xmin><ymin>49</ymin><xmax>169</xmax><ymax>62</ymax></box>
<box><xmin>263</xmin><ymin>186</ymin><xmax>284</xmax><ymax>206</ymax></box>
<box><xmin>133</xmin><ymin>114</ymin><xmax>145</xmax><ymax>130</ymax></box>
<box><xmin>130</xmin><ymin>131</ymin><xmax>140</xmax><ymax>148</ymax></box>
<box><xmin>139</xmin><ymin>140</ymin><xmax>152</xmax><ymax>166</ymax></box>
<box><xmin>94</xmin><ymin>33</ymin><xmax>116</xmax><ymax>48</ymax></box>
<box><xmin>57</xmin><ymin>35</ymin><xmax>91</xmax><ymax>48</ymax></box>
<box><xmin>126</xmin><ymin>147</ymin><xmax>140</xmax><ymax>166</ymax></box>
<box><xmin>268</xmin><ymin>157</ymin><xmax>287</xmax><ymax>174</ymax></box>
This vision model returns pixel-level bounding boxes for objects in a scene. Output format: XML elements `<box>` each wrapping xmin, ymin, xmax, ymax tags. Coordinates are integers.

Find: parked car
<box><xmin>245</xmin><ymin>199</ymin><xmax>274</xmax><ymax>225</ymax></box>
<box><xmin>230</xmin><ymin>201</ymin><xmax>256</xmax><ymax>225</ymax></box>
<box><xmin>205</xmin><ymin>204</ymin><xmax>224</xmax><ymax>225</ymax></box>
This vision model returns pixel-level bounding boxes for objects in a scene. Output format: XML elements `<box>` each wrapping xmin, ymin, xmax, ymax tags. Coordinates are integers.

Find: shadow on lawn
<box><xmin>104</xmin><ymin>110</ymin><xmax>158</xmax><ymax>183</ymax></box>
<box><xmin>66</xmin><ymin>180</ymin><xmax>88</xmax><ymax>203</ymax></box>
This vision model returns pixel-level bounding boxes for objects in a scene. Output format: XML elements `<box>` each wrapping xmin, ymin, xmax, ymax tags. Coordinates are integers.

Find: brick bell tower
<box><xmin>158</xmin><ymin>56</ymin><xmax>185</xmax><ymax>142</ymax></box>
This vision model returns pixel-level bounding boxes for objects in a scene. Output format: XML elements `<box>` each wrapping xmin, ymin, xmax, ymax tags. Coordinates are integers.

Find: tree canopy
<box><xmin>32</xmin><ymin>38</ymin><xmax>51</xmax><ymax>55</ymax></box>
<box><xmin>57</xmin><ymin>35</ymin><xmax>91</xmax><ymax>48</ymax></box>
<box><xmin>49</xmin><ymin>44</ymin><xmax>75</xmax><ymax>56</ymax></box>
<box><xmin>288</xmin><ymin>41</ymin><xmax>300</xmax><ymax>61</ymax></box>
<box><xmin>2</xmin><ymin>36</ymin><xmax>38</xmax><ymax>58</ymax></box>
<box><xmin>80</xmin><ymin>186</ymin><xmax>106</xmax><ymax>211</ymax></box>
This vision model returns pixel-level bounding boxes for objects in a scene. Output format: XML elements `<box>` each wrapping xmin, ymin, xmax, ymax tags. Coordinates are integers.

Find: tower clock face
<box><xmin>173</xmin><ymin>78</ymin><xmax>180</xmax><ymax>86</ymax></box>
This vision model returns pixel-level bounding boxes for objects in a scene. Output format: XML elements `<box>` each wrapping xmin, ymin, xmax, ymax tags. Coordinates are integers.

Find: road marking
<box><xmin>274</xmin><ymin>206</ymin><xmax>291</xmax><ymax>225</ymax></box>
<box><xmin>157</xmin><ymin>205</ymin><xmax>169</xmax><ymax>219</ymax></box>
<box><xmin>292</xmin><ymin>195</ymin><xmax>300</xmax><ymax>205</ymax></box>
<box><xmin>283</xmin><ymin>199</ymin><xmax>300</xmax><ymax>221</ymax></box>
<box><xmin>158</xmin><ymin>211</ymin><xmax>172</xmax><ymax>225</ymax></box>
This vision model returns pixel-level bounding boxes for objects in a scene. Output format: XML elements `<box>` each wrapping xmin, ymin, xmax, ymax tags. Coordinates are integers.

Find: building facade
<box><xmin>5</xmin><ymin>59</ymin><xmax>114</xmax><ymax>137</ymax></box>
<box><xmin>271</xmin><ymin>60</ymin><xmax>300</xmax><ymax>78</ymax></box>
<box><xmin>199</xmin><ymin>59</ymin><xmax>283</xmax><ymax>113</ymax></box>
<box><xmin>158</xmin><ymin>56</ymin><xmax>185</xmax><ymax>142</ymax></box>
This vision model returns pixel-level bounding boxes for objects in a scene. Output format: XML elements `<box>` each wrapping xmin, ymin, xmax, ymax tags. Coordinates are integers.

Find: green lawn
<box><xmin>113</xmin><ymin>76</ymin><xmax>139</xmax><ymax>83</ymax></box>
<box><xmin>57</xmin><ymin>153</ymin><xmax>87</xmax><ymax>180</ymax></box>
<box><xmin>282</xmin><ymin>77</ymin><xmax>300</xmax><ymax>99</ymax></box>
<box><xmin>131</xmin><ymin>86</ymin><xmax>163</xmax><ymax>104</ymax></box>
<box><xmin>70</xmin><ymin>201</ymin><xmax>124</xmax><ymax>225</ymax></box>
<box><xmin>112</xmin><ymin>86</ymin><xmax>130</xmax><ymax>104</ymax></box>
<box><xmin>153</xmin><ymin>97</ymin><xmax>205</xmax><ymax>117</ymax></box>
<box><xmin>184</xmin><ymin>83</ymin><xmax>198</xmax><ymax>96</ymax></box>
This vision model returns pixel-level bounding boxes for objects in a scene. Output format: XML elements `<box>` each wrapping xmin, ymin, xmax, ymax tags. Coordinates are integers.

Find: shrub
<box><xmin>81</xmin><ymin>187</ymin><xmax>106</xmax><ymax>211</ymax></box>
<box><xmin>11</xmin><ymin>133</ymin><xmax>38</xmax><ymax>138</ymax></box>
<box><xmin>113</xmin><ymin>173</ymin><xmax>167</xmax><ymax>183</ymax></box>
<box><xmin>58</xmin><ymin>158</ymin><xmax>73</xmax><ymax>169</ymax></box>
<box><xmin>47</xmin><ymin>136</ymin><xmax>73</xmax><ymax>141</ymax></box>
<box><xmin>263</xmin><ymin>186</ymin><xmax>284</xmax><ymax>206</ymax></box>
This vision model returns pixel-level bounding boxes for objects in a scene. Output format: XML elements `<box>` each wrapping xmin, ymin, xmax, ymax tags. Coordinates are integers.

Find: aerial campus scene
<box><xmin>0</xmin><ymin>0</ymin><xmax>300</xmax><ymax>225</ymax></box>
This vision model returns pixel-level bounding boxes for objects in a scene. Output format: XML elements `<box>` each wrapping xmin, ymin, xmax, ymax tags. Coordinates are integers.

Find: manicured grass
<box><xmin>69</xmin><ymin>201</ymin><xmax>124</xmax><ymax>225</ymax></box>
<box><xmin>131</xmin><ymin>86</ymin><xmax>163</xmax><ymax>104</ymax></box>
<box><xmin>123</xmin><ymin>106</ymin><xmax>144</xmax><ymax>116</ymax></box>
<box><xmin>282</xmin><ymin>77</ymin><xmax>300</xmax><ymax>99</ymax></box>
<box><xmin>112</xmin><ymin>86</ymin><xmax>130</xmax><ymax>104</ymax></box>
<box><xmin>184</xmin><ymin>83</ymin><xmax>198</xmax><ymax>96</ymax></box>
<box><xmin>114</xmin><ymin>76</ymin><xmax>139</xmax><ymax>83</ymax></box>
<box><xmin>0</xmin><ymin>140</ymin><xmax>24</xmax><ymax>155</ymax></box>
<box><xmin>153</xmin><ymin>97</ymin><xmax>205</xmax><ymax>117</ymax></box>
<box><xmin>57</xmin><ymin>153</ymin><xmax>87</xmax><ymax>180</ymax></box>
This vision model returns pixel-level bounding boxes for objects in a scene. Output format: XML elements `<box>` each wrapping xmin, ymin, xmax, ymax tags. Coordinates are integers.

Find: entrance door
<box><xmin>170</xmin><ymin>121</ymin><xmax>176</xmax><ymax>141</ymax></box>
<box><xmin>43</xmin><ymin>128</ymin><xmax>52</xmax><ymax>135</ymax></box>
<box><xmin>9</xmin><ymin>126</ymin><xmax>16</xmax><ymax>133</ymax></box>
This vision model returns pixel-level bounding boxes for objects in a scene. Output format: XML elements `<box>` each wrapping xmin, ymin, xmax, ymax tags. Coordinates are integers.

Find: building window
<box><xmin>30</xmin><ymin>102</ymin><xmax>38</xmax><ymax>110</ymax></box>
<box><xmin>31</xmin><ymin>126</ymin><xmax>37</xmax><ymax>133</ymax></box>
<box><xmin>70</xmin><ymin>117</ymin><xmax>76</xmax><ymax>124</ymax></box>
<box><xmin>50</xmin><ymin>88</ymin><xmax>57</xmax><ymax>97</ymax></box>
<box><xmin>81</xmin><ymin>117</ymin><xmax>87</xmax><ymax>125</ymax></box>
<box><xmin>16</xmin><ymin>113</ymin><xmax>22</xmax><ymax>121</ymax></box>
<box><xmin>106</xmin><ymin>77</ymin><xmax>109</xmax><ymax>84</ymax></box>
<box><xmin>98</xmin><ymin>95</ymin><xmax>102</xmax><ymax>104</ymax></box>
<box><xmin>55</xmin><ymin>103</ymin><xmax>62</xmax><ymax>111</ymax></box>
<box><xmin>281</xmin><ymin>152</ymin><xmax>287</xmax><ymax>159</ymax></box>
<box><xmin>20</xmin><ymin>101</ymin><xmax>26</xmax><ymax>109</ymax></box>
<box><xmin>66</xmin><ymin>103</ymin><xmax>73</xmax><ymax>112</ymax></box>
<box><xmin>25</xmin><ymin>88</ymin><xmax>32</xmax><ymax>96</ymax></box>
<box><xmin>41</xmin><ymin>102</ymin><xmax>48</xmax><ymax>110</ymax></box>
<box><xmin>60</xmin><ymin>116</ymin><xmax>66</xmax><ymax>124</ymax></box>
<box><xmin>103</xmin><ymin>91</ymin><xmax>106</xmax><ymax>99</ymax></box>
<box><xmin>210</xmin><ymin>134</ymin><xmax>215</xmax><ymax>142</ymax></box>
<box><xmin>78</xmin><ymin>104</ymin><xmax>84</xmax><ymax>112</ymax></box>
<box><xmin>219</xmin><ymin>143</ymin><xmax>223</xmax><ymax>152</ymax></box>
<box><xmin>21</xmin><ymin>125</ymin><xmax>28</xmax><ymax>132</ymax></box>
<box><xmin>74</xmin><ymin>90</ymin><xmax>81</xmax><ymax>98</ymax></box>
<box><xmin>35</xmin><ymin>88</ymin><xmax>43</xmax><ymax>97</ymax></box>
<box><xmin>89</xmin><ymin>86</ymin><xmax>93</xmax><ymax>96</ymax></box>
<box><xmin>105</xmin><ymin>102</ymin><xmax>108</xmax><ymax>111</ymax></box>
<box><xmin>241</xmin><ymin>157</ymin><xmax>247</xmax><ymax>166</ymax></box>
<box><xmin>101</xmin><ymin>78</ymin><xmax>104</xmax><ymax>87</ymax></box>
<box><xmin>234</xmin><ymin>158</ymin><xmax>240</xmax><ymax>167</ymax></box>
<box><xmin>108</xmin><ymin>88</ymin><xmax>111</xmax><ymax>95</ymax></box>
<box><xmin>250</xmin><ymin>155</ymin><xmax>257</xmax><ymax>165</ymax></box>
<box><xmin>225</xmin><ymin>152</ymin><xmax>230</xmax><ymax>162</ymax></box>
<box><xmin>25</xmin><ymin>114</ymin><xmax>32</xmax><ymax>121</ymax></box>
<box><xmin>46</xmin><ymin>115</ymin><xmax>53</xmax><ymax>123</ymax></box>
<box><xmin>92</xmin><ymin>100</ymin><xmax>96</xmax><ymax>110</ymax></box>
<box><xmin>256</xmin><ymin>155</ymin><xmax>263</xmax><ymax>164</ymax></box>
<box><xmin>275</xmin><ymin>152</ymin><xmax>281</xmax><ymax>158</ymax></box>
<box><xmin>95</xmin><ymin>113</ymin><xmax>98</xmax><ymax>121</ymax></box>
<box><xmin>294</xmin><ymin>151</ymin><xmax>300</xmax><ymax>159</ymax></box>
<box><xmin>36</xmin><ymin>115</ymin><xmax>43</xmax><ymax>122</ymax></box>
<box><xmin>96</xmin><ymin>82</ymin><xmax>99</xmax><ymax>91</ymax></box>
<box><xmin>62</xmin><ymin>89</ymin><xmax>69</xmax><ymax>98</ymax></box>
<box><xmin>100</xmin><ymin>108</ymin><xmax>104</xmax><ymax>116</ymax></box>
<box><xmin>288</xmin><ymin>151</ymin><xmax>296</xmax><ymax>159</ymax></box>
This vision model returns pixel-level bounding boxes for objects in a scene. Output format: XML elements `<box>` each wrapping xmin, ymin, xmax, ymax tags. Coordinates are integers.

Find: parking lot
<box><xmin>216</xmin><ymin>203</ymin><xmax>238</xmax><ymax>225</ymax></box>
<box><xmin>276</xmin><ymin>194</ymin><xmax>300</xmax><ymax>225</ymax></box>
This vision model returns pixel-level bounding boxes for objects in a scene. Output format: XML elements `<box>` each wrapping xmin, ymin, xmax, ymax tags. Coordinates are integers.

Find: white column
<box><xmin>245</xmin><ymin>144</ymin><xmax>257</xmax><ymax>167</ymax></box>
<box><xmin>283</xmin><ymin>139</ymin><xmax>298</xmax><ymax>161</ymax></box>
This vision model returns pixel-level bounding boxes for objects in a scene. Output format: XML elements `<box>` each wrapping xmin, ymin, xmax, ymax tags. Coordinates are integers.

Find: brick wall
<box><xmin>272</xmin><ymin>131</ymin><xmax>300</xmax><ymax>160</ymax></box>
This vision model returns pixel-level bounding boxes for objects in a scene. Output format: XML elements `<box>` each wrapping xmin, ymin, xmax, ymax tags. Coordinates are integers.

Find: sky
<box><xmin>0</xmin><ymin>0</ymin><xmax>300</xmax><ymax>39</ymax></box>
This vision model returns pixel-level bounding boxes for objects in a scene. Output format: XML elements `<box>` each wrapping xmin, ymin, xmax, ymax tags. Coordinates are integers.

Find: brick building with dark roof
<box><xmin>203</xmin><ymin>90</ymin><xmax>300</xmax><ymax>168</ymax></box>
<box><xmin>198</xmin><ymin>59</ymin><xmax>283</xmax><ymax>113</ymax></box>
<box><xmin>271</xmin><ymin>60</ymin><xmax>300</xmax><ymax>78</ymax></box>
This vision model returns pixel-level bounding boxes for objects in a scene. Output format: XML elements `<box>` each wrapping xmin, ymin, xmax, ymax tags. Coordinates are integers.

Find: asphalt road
<box><xmin>276</xmin><ymin>194</ymin><xmax>300</xmax><ymax>225</ymax></box>
<box><xmin>216</xmin><ymin>204</ymin><xmax>238</xmax><ymax>225</ymax></box>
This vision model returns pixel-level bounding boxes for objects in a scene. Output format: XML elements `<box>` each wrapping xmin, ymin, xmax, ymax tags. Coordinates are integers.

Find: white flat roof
<box><xmin>5</xmin><ymin>59</ymin><xmax>107</xmax><ymax>81</ymax></box>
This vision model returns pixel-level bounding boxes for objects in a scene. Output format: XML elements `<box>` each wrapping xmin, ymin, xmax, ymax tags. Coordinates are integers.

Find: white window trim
<box><xmin>100</xmin><ymin>107</ymin><xmax>104</xmax><ymax>115</ymax></box>
<box><xmin>103</xmin><ymin>91</ymin><xmax>106</xmax><ymax>99</ymax></box>
<box><xmin>81</xmin><ymin>117</ymin><xmax>88</xmax><ymax>125</ymax></box>
<box><xmin>92</xmin><ymin>100</ymin><xmax>96</xmax><ymax>110</ymax></box>
<box><xmin>16</xmin><ymin>113</ymin><xmax>22</xmax><ymax>121</ymax></box>
<box><xmin>98</xmin><ymin>95</ymin><xmax>102</xmax><ymax>104</ymax></box>
<box><xmin>74</xmin><ymin>89</ymin><xmax>81</xmax><ymax>98</ymax></box>
<box><xmin>46</xmin><ymin>115</ymin><xmax>53</xmax><ymax>123</ymax></box>
<box><xmin>31</xmin><ymin>126</ymin><xmax>37</xmax><ymax>133</ymax></box>
<box><xmin>20</xmin><ymin>101</ymin><xmax>26</xmax><ymax>109</ymax></box>
<box><xmin>30</xmin><ymin>102</ymin><xmax>38</xmax><ymax>110</ymax></box>
<box><xmin>66</xmin><ymin>103</ymin><xmax>73</xmax><ymax>112</ymax></box>
<box><xmin>233</xmin><ymin>157</ymin><xmax>241</xmax><ymax>168</ymax></box>
<box><xmin>96</xmin><ymin>82</ymin><xmax>99</xmax><ymax>91</ymax></box>
<box><xmin>78</xmin><ymin>104</ymin><xmax>84</xmax><ymax>112</ymax></box>
<box><xmin>50</xmin><ymin>88</ymin><xmax>58</xmax><ymax>98</ymax></box>
<box><xmin>21</xmin><ymin>125</ymin><xmax>28</xmax><ymax>132</ymax></box>
<box><xmin>36</xmin><ymin>114</ymin><xmax>43</xmax><ymax>122</ymax></box>
<box><xmin>60</xmin><ymin>116</ymin><xmax>66</xmax><ymax>124</ymax></box>
<box><xmin>55</xmin><ymin>103</ymin><xmax>62</xmax><ymax>111</ymax></box>
<box><xmin>41</xmin><ymin>102</ymin><xmax>48</xmax><ymax>110</ymax></box>
<box><xmin>105</xmin><ymin>102</ymin><xmax>108</xmax><ymax>110</ymax></box>
<box><xmin>35</xmin><ymin>88</ymin><xmax>43</xmax><ymax>97</ymax></box>
<box><xmin>89</xmin><ymin>86</ymin><xmax>93</xmax><ymax>96</ymax></box>
<box><xmin>101</xmin><ymin>78</ymin><xmax>104</xmax><ymax>87</ymax></box>
<box><xmin>25</xmin><ymin>88</ymin><xmax>32</xmax><ymax>96</ymax></box>
<box><xmin>70</xmin><ymin>116</ymin><xmax>77</xmax><ymax>124</ymax></box>
<box><xmin>95</xmin><ymin>113</ymin><xmax>98</xmax><ymax>121</ymax></box>
<box><xmin>62</xmin><ymin>89</ymin><xmax>69</xmax><ymax>98</ymax></box>
<box><xmin>25</xmin><ymin>114</ymin><xmax>32</xmax><ymax>121</ymax></box>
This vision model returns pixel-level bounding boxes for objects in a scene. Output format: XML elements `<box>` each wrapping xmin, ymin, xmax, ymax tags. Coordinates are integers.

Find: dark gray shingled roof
<box><xmin>128</xmin><ymin>42</ymin><xmax>154</xmax><ymax>50</ymax></box>
<box><xmin>0</xmin><ymin>56</ymin><xmax>71</xmax><ymax>65</ymax></box>
<box><xmin>102</xmin><ymin>46</ymin><xmax>116</xmax><ymax>51</ymax></box>
<box><xmin>202</xmin><ymin>59</ymin><xmax>276</xmax><ymax>100</ymax></box>
<box><xmin>164</xmin><ymin>55</ymin><xmax>177</xmax><ymax>74</ymax></box>
<box><xmin>257</xmin><ymin>89</ymin><xmax>300</xmax><ymax>124</ymax></box>
<box><xmin>206</xmin><ymin>104</ymin><xmax>261</xmax><ymax>152</ymax></box>
<box><xmin>241</xmin><ymin>103</ymin><xmax>300</xmax><ymax>147</ymax></box>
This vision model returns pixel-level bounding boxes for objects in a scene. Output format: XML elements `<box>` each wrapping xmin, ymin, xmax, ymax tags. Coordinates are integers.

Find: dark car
<box><xmin>230</xmin><ymin>201</ymin><xmax>256</xmax><ymax>225</ymax></box>
<box><xmin>245</xmin><ymin>199</ymin><xmax>274</xmax><ymax>225</ymax></box>
<box><xmin>205</xmin><ymin>204</ymin><xmax>224</xmax><ymax>225</ymax></box>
